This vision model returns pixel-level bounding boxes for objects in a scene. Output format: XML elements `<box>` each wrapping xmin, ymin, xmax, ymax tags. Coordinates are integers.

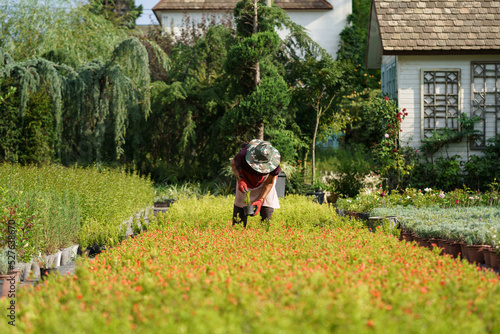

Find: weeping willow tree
<box><xmin>0</xmin><ymin>0</ymin><xmax>130</xmax><ymax>64</ymax></box>
<box><xmin>0</xmin><ymin>38</ymin><xmax>151</xmax><ymax>164</ymax></box>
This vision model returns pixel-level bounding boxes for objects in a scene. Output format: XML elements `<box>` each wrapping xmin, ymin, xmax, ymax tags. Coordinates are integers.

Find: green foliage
<box><xmin>152</xmin><ymin>195</ymin><xmax>356</xmax><ymax>231</ymax></box>
<box><xmin>89</xmin><ymin>0</ymin><xmax>143</xmax><ymax>29</ymax></box>
<box><xmin>0</xmin><ymin>36</ymin><xmax>151</xmax><ymax>165</ymax></box>
<box><xmin>0</xmin><ymin>164</ymin><xmax>155</xmax><ymax>253</ymax></box>
<box><xmin>222</xmin><ymin>0</ymin><xmax>290</xmax><ymax>140</ymax></box>
<box><xmin>348</xmin><ymin>90</ymin><xmax>397</xmax><ymax>147</ymax></box>
<box><xmin>463</xmin><ymin>136</ymin><xmax>500</xmax><ymax>190</ymax></box>
<box><xmin>372</xmin><ymin>205</ymin><xmax>500</xmax><ymax>246</ymax></box>
<box><xmin>319</xmin><ymin>144</ymin><xmax>374</xmax><ymax>198</ymax></box>
<box><xmin>420</xmin><ymin>128</ymin><xmax>460</xmax><ymax>161</ymax></box>
<box><xmin>154</xmin><ymin>180</ymin><xmax>234</xmax><ymax>201</ymax></box>
<box><xmin>287</xmin><ymin>55</ymin><xmax>357</xmax><ymax>182</ymax></box>
<box><xmin>0</xmin><ymin>0</ymin><xmax>130</xmax><ymax>64</ymax></box>
<box><xmin>266</xmin><ymin>127</ymin><xmax>307</xmax><ymax>163</ymax></box>
<box><xmin>368</xmin><ymin>96</ymin><xmax>413</xmax><ymax>189</ymax></box>
<box><xmin>0</xmin><ymin>247</ymin><xmax>13</xmax><ymax>275</ymax></box>
<box><xmin>336</xmin><ymin>2</ymin><xmax>380</xmax><ymax>92</ymax></box>
<box><xmin>0</xmin><ymin>79</ymin><xmax>55</xmax><ymax>164</ymax></box>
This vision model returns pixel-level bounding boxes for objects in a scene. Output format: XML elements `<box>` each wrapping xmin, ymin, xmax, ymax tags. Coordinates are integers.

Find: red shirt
<box><xmin>234</xmin><ymin>144</ymin><xmax>281</xmax><ymax>189</ymax></box>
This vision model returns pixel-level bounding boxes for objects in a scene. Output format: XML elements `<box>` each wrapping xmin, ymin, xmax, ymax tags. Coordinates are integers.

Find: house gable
<box><xmin>367</xmin><ymin>0</ymin><xmax>500</xmax><ymax>68</ymax></box>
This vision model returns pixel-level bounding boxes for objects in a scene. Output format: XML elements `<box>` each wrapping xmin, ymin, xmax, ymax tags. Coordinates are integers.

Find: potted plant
<box><xmin>36</xmin><ymin>256</ymin><xmax>57</xmax><ymax>281</ymax></box>
<box><xmin>309</xmin><ymin>181</ymin><xmax>326</xmax><ymax>205</ymax></box>
<box><xmin>0</xmin><ymin>247</ymin><xmax>19</xmax><ymax>297</ymax></box>
<box><xmin>243</xmin><ymin>191</ymin><xmax>256</xmax><ymax>217</ymax></box>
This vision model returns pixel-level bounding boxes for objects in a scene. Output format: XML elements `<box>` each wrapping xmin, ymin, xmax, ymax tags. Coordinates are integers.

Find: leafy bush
<box><xmin>0</xmin><ymin>80</ymin><xmax>55</xmax><ymax>164</ymax></box>
<box><xmin>463</xmin><ymin>135</ymin><xmax>500</xmax><ymax>191</ymax></box>
<box><xmin>317</xmin><ymin>144</ymin><xmax>373</xmax><ymax>197</ymax></box>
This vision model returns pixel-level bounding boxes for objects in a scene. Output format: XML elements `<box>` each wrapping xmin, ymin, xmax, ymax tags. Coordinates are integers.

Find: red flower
<box><xmin>392</xmin><ymin>149</ymin><xmax>397</xmax><ymax>152</ymax></box>
<box><xmin>384</xmin><ymin>96</ymin><xmax>389</xmax><ymax>101</ymax></box>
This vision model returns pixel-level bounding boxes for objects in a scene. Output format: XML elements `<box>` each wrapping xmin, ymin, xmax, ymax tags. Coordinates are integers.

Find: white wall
<box><xmin>394</xmin><ymin>54</ymin><xmax>500</xmax><ymax>159</ymax></box>
<box><xmin>285</xmin><ymin>0</ymin><xmax>352</xmax><ymax>58</ymax></box>
<box><xmin>157</xmin><ymin>0</ymin><xmax>352</xmax><ymax>58</ymax></box>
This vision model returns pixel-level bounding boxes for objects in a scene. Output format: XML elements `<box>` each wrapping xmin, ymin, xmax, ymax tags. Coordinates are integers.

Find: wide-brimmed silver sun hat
<box><xmin>245</xmin><ymin>139</ymin><xmax>280</xmax><ymax>174</ymax></box>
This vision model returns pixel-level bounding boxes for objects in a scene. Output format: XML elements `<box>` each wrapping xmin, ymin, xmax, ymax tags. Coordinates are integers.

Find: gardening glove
<box><xmin>237</xmin><ymin>178</ymin><xmax>248</xmax><ymax>193</ymax></box>
<box><xmin>251</xmin><ymin>198</ymin><xmax>264</xmax><ymax>216</ymax></box>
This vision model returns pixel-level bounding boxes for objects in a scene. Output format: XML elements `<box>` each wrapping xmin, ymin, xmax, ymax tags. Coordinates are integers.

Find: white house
<box><xmin>152</xmin><ymin>0</ymin><xmax>352</xmax><ymax>58</ymax></box>
<box><xmin>366</xmin><ymin>0</ymin><xmax>500</xmax><ymax>158</ymax></box>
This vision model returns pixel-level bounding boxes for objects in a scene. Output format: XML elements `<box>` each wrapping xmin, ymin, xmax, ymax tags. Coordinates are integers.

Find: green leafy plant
<box><xmin>244</xmin><ymin>191</ymin><xmax>251</xmax><ymax>206</ymax></box>
<box><xmin>0</xmin><ymin>247</ymin><xmax>12</xmax><ymax>275</ymax></box>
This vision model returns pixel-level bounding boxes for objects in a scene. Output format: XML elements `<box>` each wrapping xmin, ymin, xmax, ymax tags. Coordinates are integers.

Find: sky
<box><xmin>135</xmin><ymin>0</ymin><xmax>160</xmax><ymax>25</ymax></box>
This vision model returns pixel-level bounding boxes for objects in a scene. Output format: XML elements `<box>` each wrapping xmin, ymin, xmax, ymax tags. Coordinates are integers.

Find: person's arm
<box><xmin>231</xmin><ymin>158</ymin><xmax>248</xmax><ymax>193</ymax></box>
<box><xmin>251</xmin><ymin>174</ymin><xmax>277</xmax><ymax>215</ymax></box>
<box><xmin>230</xmin><ymin>158</ymin><xmax>241</xmax><ymax>179</ymax></box>
<box><xmin>258</xmin><ymin>174</ymin><xmax>277</xmax><ymax>201</ymax></box>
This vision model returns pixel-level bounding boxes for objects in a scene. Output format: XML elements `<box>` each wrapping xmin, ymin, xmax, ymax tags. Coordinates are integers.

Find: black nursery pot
<box><xmin>40</xmin><ymin>268</ymin><xmax>57</xmax><ymax>281</ymax></box>
<box><xmin>243</xmin><ymin>205</ymin><xmax>256</xmax><ymax>217</ymax></box>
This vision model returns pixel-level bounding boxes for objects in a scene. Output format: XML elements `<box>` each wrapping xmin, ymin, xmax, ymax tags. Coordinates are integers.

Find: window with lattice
<box><xmin>471</xmin><ymin>62</ymin><xmax>500</xmax><ymax>149</ymax></box>
<box><xmin>421</xmin><ymin>69</ymin><xmax>461</xmax><ymax>140</ymax></box>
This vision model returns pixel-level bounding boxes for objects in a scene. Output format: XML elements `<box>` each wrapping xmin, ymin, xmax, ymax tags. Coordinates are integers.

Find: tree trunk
<box><xmin>312</xmin><ymin>110</ymin><xmax>320</xmax><ymax>185</ymax></box>
<box><xmin>253</xmin><ymin>0</ymin><xmax>263</xmax><ymax>139</ymax></box>
<box><xmin>253</xmin><ymin>0</ymin><xmax>261</xmax><ymax>87</ymax></box>
<box><xmin>257</xmin><ymin>122</ymin><xmax>264</xmax><ymax>140</ymax></box>
<box><xmin>303</xmin><ymin>148</ymin><xmax>309</xmax><ymax>184</ymax></box>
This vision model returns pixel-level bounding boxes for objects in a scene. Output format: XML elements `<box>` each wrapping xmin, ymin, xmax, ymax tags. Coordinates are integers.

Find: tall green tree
<box><xmin>289</xmin><ymin>56</ymin><xmax>356</xmax><ymax>183</ymax></box>
<box><xmin>0</xmin><ymin>37</ymin><xmax>151</xmax><ymax>165</ymax></box>
<box><xmin>0</xmin><ymin>0</ymin><xmax>129</xmax><ymax>63</ymax></box>
<box><xmin>90</xmin><ymin>0</ymin><xmax>143</xmax><ymax>29</ymax></box>
<box><xmin>336</xmin><ymin>0</ymin><xmax>378</xmax><ymax>91</ymax></box>
<box><xmin>222</xmin><ymin>0</ymin><xmax>290</xmax><ymax>141</ymax></box>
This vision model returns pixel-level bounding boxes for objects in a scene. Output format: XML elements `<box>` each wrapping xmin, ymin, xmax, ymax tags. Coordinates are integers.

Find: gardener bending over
<box><xmin>231</xmin><ymin>139</ymin><xmax>281</xmax><ymax>227</ymax></box>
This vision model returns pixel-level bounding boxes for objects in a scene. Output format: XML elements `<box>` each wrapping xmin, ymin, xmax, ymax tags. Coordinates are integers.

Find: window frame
<box><xmin>470</xmin><ymin>61</ymin><xmax>500</xmax><ymax>150</ymax></box>
<box><xmin>420</xmin><ymin>68</ymin><xmax>462</xmax><ymax>141</ymax></box>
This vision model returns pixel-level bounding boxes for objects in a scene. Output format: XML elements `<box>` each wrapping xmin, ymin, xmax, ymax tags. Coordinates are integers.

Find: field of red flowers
<box><xmin>5</xmin><ymin>196</ymin><xmax>500</xmax><ymax>333</ymax></box>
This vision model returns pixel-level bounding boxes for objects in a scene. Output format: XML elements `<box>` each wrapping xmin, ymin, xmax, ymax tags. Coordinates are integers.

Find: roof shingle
<box><xmin>153</xmin><ymin>0</ymin><xmax>333</xmax><ymax>11</ymax></box>
<box><xmin>373</xmin><ymin>0</ymin><xmax>500</xmax><ymax>52</ymax></box>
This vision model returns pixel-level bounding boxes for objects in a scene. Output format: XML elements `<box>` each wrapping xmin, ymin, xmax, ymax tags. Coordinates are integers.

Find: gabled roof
<box><xmin>153</xmin><ymin>0</ymin><xmax>333</xmax><ymax>11</ymax></box>
<box><xmin>366</xmin><ymin>0</ymin><xmax>500</xmax><ymax>68</ymax></box>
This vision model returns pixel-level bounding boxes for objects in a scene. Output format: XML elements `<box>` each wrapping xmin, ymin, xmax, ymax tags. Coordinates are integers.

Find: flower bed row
<box><xmin>336</xmin><ymin>187</ymin><xmax>500</xmax><ymax>213</ymax></box>
<box><xmin>370</xmin><ymin>206</ymin><xmax>500</xmax><ymax>267</ymax></box>
<box><xmin>8</xmin><ymin>196</ymin><xmax>500</xmax><ymax>332</ymax></box>
<box><xmin>0</xmin><ymin>164</ymin><xmax>155</xmax><ymax>263</ymax></box>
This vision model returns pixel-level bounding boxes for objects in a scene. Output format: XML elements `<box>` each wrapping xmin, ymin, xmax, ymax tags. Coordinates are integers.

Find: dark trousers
<box><xmin>232</xmin><ymin>205</ymin><xmax>274</xmax><ymax>228</ymax></box>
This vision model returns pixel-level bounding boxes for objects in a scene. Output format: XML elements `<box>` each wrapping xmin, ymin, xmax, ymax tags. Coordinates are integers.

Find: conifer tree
<box><xmin>222</xmin><ymin>0</ymin><xmax>290</xmax><ymax>141</ymax></box>
<box><xmin>89</xmin><ymin>0</ymin><xmax>143</xmax><ymax>29</ymax></box>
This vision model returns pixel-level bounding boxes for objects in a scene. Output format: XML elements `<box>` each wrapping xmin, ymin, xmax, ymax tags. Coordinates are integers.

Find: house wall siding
<box><xmin>394</xmin><ymin>54</ymin><xmax>500</xmax><ymax>160</ymax></box>
<box><xmin>157</xmin><ymin>0</ymin><xmax>351</xmax><ymax>57</ymax></box>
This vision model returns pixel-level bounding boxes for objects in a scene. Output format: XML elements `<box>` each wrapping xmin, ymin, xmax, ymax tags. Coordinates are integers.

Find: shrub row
<box><xmin>0</xmin><ymin>164</ymin><xmax>154</xmax><ymax>262</ymax></box>
<box><xmin>371</xmin><ymin>206</ymin><xmax>500</xmax><ymax>248</ymax></box>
